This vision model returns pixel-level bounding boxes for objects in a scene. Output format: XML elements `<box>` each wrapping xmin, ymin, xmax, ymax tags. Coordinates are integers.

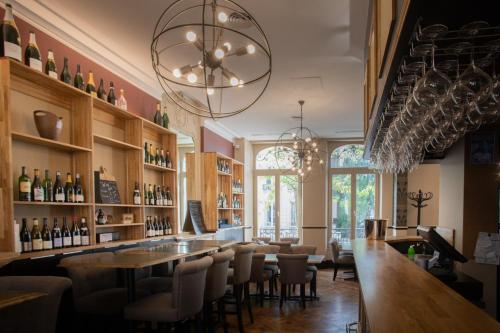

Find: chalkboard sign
<box><xmin>94</xmin><ymin>170</ymin><xmax>121</xmax><ymax>204</ymax></box>
<box><xmin>183</xmin><ymin>200</ymin><xmax>207</xmax><ymax>235</ymax></box>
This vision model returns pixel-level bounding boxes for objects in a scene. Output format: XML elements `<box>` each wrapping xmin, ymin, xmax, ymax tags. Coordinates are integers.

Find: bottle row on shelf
<box><xmin>18</xmin><ymin>167</ymin><xmax>84</xmax><ymax>203</ymax></box>
<box><xmin>232</xmin><ymin>179</ymin><xmax>244</xmax><ymax>193</ymax></box>
<box><xmin>144</xmin><ymin>184</ymin><xmax>174</xmax><ymax>207</ymax></box>
<box><xmin>152</xmin><ymin>102</ymin><xmax>170</xmax><ymax>129</ymax></box>
<box><xmin>217</xmin><ymin>192</ymin><xmax>229</xmax><ymax>209</ymax></box>
<box><xmin>217</xmin><ymin>159</ymin><xmax>231</xmax><ymax>174</ymax></box>
<box><xmin>232</xmin><ymin>214</ymin><xmax>242</xmax><ymax>225</ymax></box>
<box><xmin>144</xmin><ymin>142</ymin><xmax>173</xmax><ymax>169</ymax></box>
<box><xmin>19</xmin><ymin>216</ymin><xmax>89</xmax><ymax>253</ymax></box>
<box><xmin>146</xmin><ymin>216</ymin><xmax>173</xmax><ymax>237</ymax></box>
<box><xmin>232</xmin><ymin>195</ymin><xmax>242</xmax><ymax>209</ymax></box>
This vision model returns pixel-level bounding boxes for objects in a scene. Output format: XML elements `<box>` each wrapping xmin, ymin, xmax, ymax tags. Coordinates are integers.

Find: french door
<box><xmin>256</xmin><ymin>174</ymin><xmax>300</xmax><ymax>241</ymax></box>
<box><xmin>329</xmin><ymin>170</ymin><xmax>378</xmax><ymax>245</ymax></box>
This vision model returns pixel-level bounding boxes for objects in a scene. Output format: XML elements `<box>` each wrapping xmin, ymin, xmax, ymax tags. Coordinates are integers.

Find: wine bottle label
<box><xmin>43</xmin><ymin>240</ymin><xmax>53</xmax><ymax>250</ymax></box>
<box><xmin>76</xmin><ymin>194</ymin><xmax>84</xmax><ymax>202</ymax></box>
<box><xmin>22</xmin><ymin>241</ymin><xmax>32</xmax><ymax>252</ymax></box>
<box><xmin>20</xmin><ymin>181</ymin><xmax>31</xmax><ymax>193</ymax></box>
<box><xmin>81</xmin><ymin>235</ymin><xmax>90</xmax><ymax>246</ymax></box>
<box><xmin>90</xmin><ymin>92</ymin><xmax>97</xmax><ymax>98</ymax></box>
<box><xmin>29</xmin><ymin>58</ymin><xmax>43</xmax><ymax>72</ymax></box>
<box><xmin>55</xmin><ymin>193</ymin><xmax>65</xmax><ymax>202</ymax></box>
<box><xmin>167</xmin><ymin>199</ymin><xmax>173</xmax><ymax>206</ymax></box>
<box><xmin>34</xmin><ymin>188</ymin><xmax>44</xmax><ymax>201</ymax></box>
<box><xmin>49</xmin><ymin>71</ymin><xmax>58</xmax><ymax>79</ymax></box>
<box><xmin>134</xmin><ymin>196</ymin><xmax>141</xmax><ymax>205</ymax></box>
<box><xmin>32</xmin><ymin>239</ymin><xmax>43</xmax><ymax>251</ymax></box>
<box><xmin>163</xmin><ymin>198</ymin><xmax>168</xmax><ymax>206</ymax></box>
<box><xmin>63</xmin><ymin>236</ymin><xmax>72</xmax><ymax>247</ymax></box>
<box><xmin>53</xmin><ymin>238</ymin><xmax>62</xmax><ymax>248</ymax></box>
<box><xmin>3</xmin><ymin>42</ymin><xmax>22</xmax><ymax>61</ymax></box>
<box><xmin>72</xmin><ymin>236</ymin><xmax>81</xmax><ymax>246</ymax></box>
<box><xmin>150</xmin><ymin>198</ymin><xmax>155</xmax><ymax>205</ymax></box>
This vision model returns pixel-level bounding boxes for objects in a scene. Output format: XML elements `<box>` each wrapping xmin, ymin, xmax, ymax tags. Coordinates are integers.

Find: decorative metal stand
<box><xmin>407</xmin><ymin>189</ymin><xmax>433</xmax><ymax>226</ymax></box>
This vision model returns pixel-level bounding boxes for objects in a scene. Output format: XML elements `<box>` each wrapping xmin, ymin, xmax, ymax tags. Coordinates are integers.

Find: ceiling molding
<box><xmin>203</xmin><ymin>119</ymin><xmax>240</xmax><ymax>143</ymax></box>
<box><xmin>11</xmin><ymin>0</ymin><xmax>162</xmax><ymax>98</ymax></box>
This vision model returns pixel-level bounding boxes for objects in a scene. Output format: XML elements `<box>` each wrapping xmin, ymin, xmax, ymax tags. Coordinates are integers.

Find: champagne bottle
<box><xmin>166</xmin><ymin>187</ymin><xmax>173</xmax><ymax>206</ymax></box>
<box><xmin>166</xmin><ymin>216</ymin><xmax>172</xmax><ymax>235</ymax></box>
<box><xmin>18</xmin><ymin>166</ymin><xmax>31</xmax><ymax>201</ymax></box>
<box><xmin>144</xmin><ymin>183</ymin><xmax>148</xmax><ymax>205</ymax></box>
<box><xmin>53</xmin><ymin>171</ymin><xmax>65</xmax><ymax>202</ymax></box>
<box><xmin>86</xmin><ymin>71</ymin><xmax>96</xmax><ymax>97</ymax></box>
<box><xmin>62</xmin><ymin>217</ymin><xmax>72</xmax><ymax>248</ymax></box>
<box><xmin>31</xmin><ymin>218</ymin><xmax>43</xmax><ymax>251</ymax></box>
<box><xmin>97</xmin><ymin>208</ymin><xmax>105</xmax><ymax>225</ymax></box>
<box><xmin>45</xmin><ymin>49</ymin><xmax>58</xmax><ymax>79</ymax></box>
<box><xmin>165</xmin><ymin>151</ymin><xmax>172</xmax><ymax>169</ymax></box>
<box><xmin>97</xmin><ymin>78</ymin><xmax>107</xmax><ymax>100</ymax></box>
<box><xmin>146</xmin><ymin>216</ymin><xmax>152</xmax><ymax>237</ymax></box>
<box><xmin>107</xmin><ymin>81</ymin><xmax>116</xmax><ymax>105</ymax></box>
<box><xmin>144</xmin><ymin>142</ymin><xmax>149</xmax><ymax>163</ymax></box>
<box><xmin>155</xmin><ymin>185</ymin><xmax>162</xmax><ymax>206</ymax></box>
<box><xmin>0</xmin><ymin>3</ymin><xmax>22</xmax><ymax>61</ymax></box>
<box><xmin>162</xmin><ymin>217</ymin><xmax>168</xmax><ymax>235</ymax></box>
<box><xmin>74</xmin><ymin>64</ymin><xmax>84</xmax><ymax>90</ymax></box>
<box><xmin>42</xmin><ymin>217</ymin><xmax>53</xmax><ymax>250</ymax></box>
<box><xmin>117</xmin><ymin>89</ymin><xmax>127</xmax><ymax>110</ymax></box>
<box><xmin>133</xmin><ymin>182</ymin><xmax>141</xmax><ymax>205</ymax></box>
<box><xmin>31</xmin><ymin>168</ymin><xmax>44</xmax><ymax>202</ymax></box>
<box><xmin>64</xmin><ymin>173</ymin><xmax>75</xmax><ymax>203</ymax></box>
<box><xmin>74</xmin><ymin>173</ymin><xmax>84</xmax><ymax>203</ymax></box>
<box><xmin>162</xmin><ymin>186</ymin><xmax>168</xmax><ymax>206</ymax></box>
<box><xmin>149</xmin><ymin>144</ymin><xmax>154</xmax><ymax>164</ymax></box>
<box><xmin>80</xmin><ymin>218</ymin><xmax>90</xmax><ymax>246</ymax></box>
<box><xmin>155</xmin><ymin>148</ymin><xmax>160</xmax><ymax>166</ymax></box>
<box><xmin>24</xmin><ymin>31</ymin><xmax>41</xmax><ymax>71</ymax></box>
<box><xmin>162</xmin><ymin>107</ymin><xmax>169</xmax><ymax>129</ymax></box>
<box><xmin>153</xmin><ymin>102</ymin><xmax>162</xmax><ymax>125</ymax></box>
<box><xmin>71</xmin><ymin>217</ymin><xmax>81</xmax><ymax>247</ymax></box>
<box><xmin>60</xmin><ymin>57</ymin><xmax>72</xmax><ymax>84</ymax></box>
<box><xmin>148</xmin><ymin>184</ymin><xmax>154</xmax><ymax>206</ymax></box>
<box><xmin>153</xmin><ymin>216</ymin><xmax>159</xmax><ymax>236</ymax></box>
<box><xmin>52</xmin><ymin>218</ymin><xmax>62</xmax><ymax>249</ymax></box>
<box><xmin>20</xmin><ymin>218</ymin><xmax>32</xmax><ymax>253</ymax></box>
<box><xmin>160</xmin><ymin>148</ymin><xmax>165</xmax><ymax>167</ymax></box>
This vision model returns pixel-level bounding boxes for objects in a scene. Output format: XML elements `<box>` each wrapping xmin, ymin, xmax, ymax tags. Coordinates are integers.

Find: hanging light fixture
<box><xmin>274</xmin><ymin>100</ymin><xmax>324</xmax><ymax>182</ymax></box>
<box><xmin>151</xmin><ymin>0</ymin><xmax>272</xmax><ymax>119</ymax></box>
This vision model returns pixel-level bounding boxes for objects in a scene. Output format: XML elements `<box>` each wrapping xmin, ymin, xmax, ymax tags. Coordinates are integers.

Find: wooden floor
<box><xmin>223</xmin><ymin>269</ymin><xmax>359</xmax><ymax>333</ymax></box>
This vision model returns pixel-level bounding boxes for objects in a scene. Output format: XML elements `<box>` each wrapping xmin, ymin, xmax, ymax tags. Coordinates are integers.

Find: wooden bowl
<box><xmin>33</xmin><ymin>110</ymin><xmax>63</xmax><ymax>140</ymax></box>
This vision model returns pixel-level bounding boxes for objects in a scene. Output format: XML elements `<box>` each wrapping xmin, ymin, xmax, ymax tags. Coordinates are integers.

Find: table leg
<box><xmin>126</xmin><ymin>268</ymin><xmax>136</xmax><ymax>303</ymax></box>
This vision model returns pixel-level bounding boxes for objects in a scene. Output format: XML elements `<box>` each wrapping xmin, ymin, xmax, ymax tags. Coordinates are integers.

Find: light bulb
<box><xmin>315</xmin><ymin>148</ymin><xmax>319</xmax><ymax>152</ymax></box>
<box><xmin>291</xmin><ymin>167</ymin><xmax>296</xmax><ymax>171</ymax></box>
<box><xmin>172</xmin><ymin>68</ymin><xmax>181</xmax><ymax>78</ymax></box>
<box><xmin>246</xmin><ymin>44</ymin><xmax>256</xmax><ymax>54</ymax></box>
<box><xmin>238</xmin><ymin>80</ymin><xmax>244</xmax><ymax>88</ymax></box>
<box><xmin>186</xmin><ymin>31</ymin><xmax>197</xmax><ymax>42</ymax></box>
<box><xmin>230</xmin><ymin>77</ymin><xmax>239</xmax><ymax>86</ymax></box>
<box><xmin>214</xmin><ymin>48</ymin><xmax>225</xmax><ymax>59</ymax></box>
<box><xmin>298</xmin><ymin>168</ymin><xmax>302</xmax><ymax>173</ymax></box>
<box><xmin>305</xmin><ymin>137</ymin><xmax>312</xmax><ymax>143</ymax></box>
<box><xmin>307</xmin><ymin>166</ymin><xmax>312</xmax><ymax>171</ymax></box>
<box><xmin>312</xmin><ymin>142</ymin><xmax>317</xmax><ymax>148</ymax></box>
<box><xmin>223</xmin><ymin>42</ymin><xmax>232</xmax><ymax>51</ymax></box>
<box><xmin>319</xmin><ymin>159</ymin><xmax>324</xmax><ymax>164</ymax></box>
<box><xmin>187</xmin><ymin>73</ymin><xmax>197</xmax><ymax>83</ymax></box>
<box><xmin>292</xmin><ymin>133</ymin><xmax>297</xmax><ymax>138</ymax></box>
<box><xmin>207</xmin><ymin>88</ymin><xmax>215</xmax><ymax>95</ymax></box>
<box><xmin>307</xmin><ymin>155</ymin><xmax>312</xmax><ymax>161</ymax></box>
<box><xmin>293</xmin><ymin>144</ymin><xmax>298</xmax><ymax>149</ymax></box>
<box><xmin>218</xmin><ymin>11</ymin><xmax>228</xmax><ymax>23</ymax></box>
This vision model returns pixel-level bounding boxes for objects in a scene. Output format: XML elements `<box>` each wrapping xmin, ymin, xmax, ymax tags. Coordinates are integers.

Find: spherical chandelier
<box><xmin>151</xmin><ymin>0</ymin><xmax>272</xmax><ymax>119</ymax></box>
<box><xmin>274</xmin><ymin>100</ymin><xmax>324</xmax><ymax>182</ymax></box>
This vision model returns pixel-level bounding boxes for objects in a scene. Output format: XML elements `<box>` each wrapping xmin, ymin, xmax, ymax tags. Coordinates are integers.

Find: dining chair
<box><xmin>280</xmin><ymin>237</ymin><xmax>300</xmax><ymax>244</ymax></box>
<box><xmin>277</xmin><ymin>254</ymin><xmax>313</xmax><ymax>309</ymax></box>
<box><xmin>330</xmin><ymin>239</ymin><xmax>356</xmax><ymax>281</ymax></box>
<box><xmin>124</xmin><ymin>256</ymin><xmax>213</xmax><ymax>332</ymax></box>
<box><xmin>255</xmin><ymin>245</ymin><xmax>280</xmax><ymax>292</ymax></box>
<box><xmin>269</xmin><ymin>241</ymin><xmax>292</xmax><ymax>254</ymax></box>
<box><xmin>291</xmin><ymin>245</ymin><xmax>318</xmax><ymax>297</ymax></box>
<box><xmin>249</xmin><ymin>253</ymin><xmax>273</xmax><ymax>306</ymax></box>
<box><xmin>204</xmin><ymin>249</ymin><xmax>234</xmax><ymax>333</ymax></box>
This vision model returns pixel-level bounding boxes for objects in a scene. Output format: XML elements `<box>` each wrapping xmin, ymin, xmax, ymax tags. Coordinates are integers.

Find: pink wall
<box><xmin>201</xmin><ymin>127</ymin><xmax>234</xmax><ymax>158</ymax></box>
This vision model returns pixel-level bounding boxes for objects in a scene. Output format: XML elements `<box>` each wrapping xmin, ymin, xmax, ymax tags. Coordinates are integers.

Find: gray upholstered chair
<box><xmin>124</xmin><ymin>256</ymin><xmax>213</xmax><ymax>330</ymax></box>
<box><xmin>280</xmin><ymin>237</ymin><xmax>300</xmax><ymax>244</ymax></box>
<box><xmin>115</xmin><ymin>247</ymin><xmax>172</xmax><ymax>294</ymax></box>
<box><xmin>330</xmin><ymin>239</ymin><xmax>355</xmax><ymax>281</ymax></box>
<box><xmin>249</xmin><ymin>253</ymin><xmax>273</xmax><ymax>305</ymax></box>
<box><xmin>204</xmin><ymin>249</ymin><xmax>234</xmax><ymax>333</ymax></box>
<box><xmin>226</xmin><ymin>243</ymin><xmax>256</xmax><ymax>333</ymax></box>
<box><xmin>269</xmin><ymin>241</ymin><xmax>292</xmax><ymax>254</ymax></box>
<box><xmin>0</xmin><ymin>276</ymin><xmax>72</xmax><ymax>333</ymax></box>
<box><xmin>255</xmin><ymin>244</ymin><xmax>280</xmax><ymax>293</ymax></box>
<box><xmin>277</xmin><ymin>254</ymin><xmax>313</xmax><ymax>309</ymax></box>
<box><xmin>60</xmin><ymin>252</ymin><xmax>129</xmax><ymax>316</ymax></box>
<box><xmin>251</xmin><ymin>237</ymin><xmax>271</xmax><ymax>244</ymax></box>
<box><xmin>291</xmin><ymin>245</ymin><xmax>318</xmax><ymax>297</ymax></box>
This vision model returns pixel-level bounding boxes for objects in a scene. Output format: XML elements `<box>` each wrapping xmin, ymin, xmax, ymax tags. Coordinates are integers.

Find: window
<box><xmin>330</xmin><ymin>144</ymin><xmax>372</xmax><ymax>168</ymax></box>
<box><xmin>256</xmin><ymin>146</ymin><xmax>295</xmax><ymax>170</ymax></box>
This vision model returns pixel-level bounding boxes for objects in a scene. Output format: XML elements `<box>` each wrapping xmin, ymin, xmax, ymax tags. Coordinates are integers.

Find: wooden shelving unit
<box><xmin>193</xmin><ymin>152</ymin><xmax>245</xmax><ymax>231</ymax></box>
<box><xmin>0</xmin><ymin>58</ymin><xmax>178</xmax><ymax>257</ymax></box>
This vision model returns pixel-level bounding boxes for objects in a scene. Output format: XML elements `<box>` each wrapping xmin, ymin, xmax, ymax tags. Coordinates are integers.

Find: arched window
<box><xmin>330</xmin><ymin>144</ymin><xmax>372</xmax><ymax>168</ymax></box>
<box><xmin>256</xmin><ymin>146</ymin><xmax>295</xmax><ymax>170</ymax></box>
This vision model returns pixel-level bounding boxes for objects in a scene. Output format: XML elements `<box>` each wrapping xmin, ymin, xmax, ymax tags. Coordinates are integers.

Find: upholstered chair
<box><xmin>330</xmin><ymin>239</ymin><xmax>356</xmax><ymax>280</ymax></box>
<box><xmin>249</xmin><ymin>253</ymin><xmax>273</xmax><ymax>305</ymax></box>
<box><xmin>255</xmin><ymin>244</ymin><xmax>280</xmax><ymax>292</ymax></box>
<box><xmin>291</xmin><ymin>245</ymin><xmax>318</xmax><ymax>297</ymax></box>
<box><xmin>279</xmin><ymin>237</ymin><xmax>300</xmax><ymax>244</ymax></box>
<box><xmin>277</xmin><ymin>254</ymin><xmax>313</xmax><ymax>309</ymax></box>
<box><xmin>269</xmin><ymin>241</ymin><xmax>292</xmax><ymax>254</ymax></box>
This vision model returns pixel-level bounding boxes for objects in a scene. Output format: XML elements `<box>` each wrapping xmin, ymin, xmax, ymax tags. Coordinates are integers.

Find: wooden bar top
<box><xmin>0</xmin><ymin>291</ymin><xmax>47</xmax><ymax>310</ymax></box>
<box><xmin>352</xmin><ymin>239</ymin><xmax>500</xmax><ymax>333</ymax></box>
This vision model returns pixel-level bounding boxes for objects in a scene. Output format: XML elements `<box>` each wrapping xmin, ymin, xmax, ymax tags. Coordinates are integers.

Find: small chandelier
<box><xmin>275</xmin><ymin>100</ymin><xmax>324</xmax><ymax>181</ymax></box>
<box><xmin>151</xmin><ymin>0</ymin><xmax>272</xmax><ymax>119</ymax></box>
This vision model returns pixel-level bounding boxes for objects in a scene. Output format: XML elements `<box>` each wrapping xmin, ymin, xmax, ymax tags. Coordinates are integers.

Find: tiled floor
<box><xmin>224</xmin><ymin>269</ymin><xmax>359</xmax><ymax>333</ymax></box>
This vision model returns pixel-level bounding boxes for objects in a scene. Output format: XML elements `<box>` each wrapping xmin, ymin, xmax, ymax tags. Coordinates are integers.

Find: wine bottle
<box><xmin>166</xmin><ymin>187</ymin><xmax>173</xmax><ymax>206</ymax></box>
<box><xmin>153</xmin><ymin>102</ymin><xmax>162</xmax><ymax>125</ymax></box>
<box><xmin>117</xmin><ymin>89</ymin><xmax>127</xmax><ymax>110</ymax></box>
<box><xmin>53</xmin><ymin>171</ymin><xmax>65</xmax><ymax>202</ymax></box>
<box><xmin>71</xmin><ymin>217</ymin><xmax>81</xmax><ymax>247</ymax></box>
<box><xmin>31</xmin><ymin>168</ymin><xmax>44</xmax><ymax>202</ymax></box>
<box><xmin>0</xmin><ymin>3</ymin><xmax>22</xmax><ymax>62</ymax></box>
<box><xmin>144</xmin><ymin>183</ymin><xmax>148</xmax><ymax>206</ymax></box>
<box><xmin>148</xmin><ymin>184</ymin><xmax>154</xmax><ymax>206</ymax></box>
<box><xmin>162</xmin><ymin>107</ymin><xmax>169</xmax><ymax>129</ymax></box>
<box><xmin>107</xmin><ymin>81</ymin><xmax>116</xmax><ymax>105</ymax></box>
<box><xmin>146</xmin><ymin>216</ymin><xmax>152</xmax><ymax>237</ymax></box>
<box><xmin>24</xmin><ymin>31</ymin><xmax>42</xmax><ymax>71</ymax></box>
<box><xmin>155</xmin><ymin>148</ymin><xmax>160</xmax><ymax>166</ymax></box>
<box><xmin>162</xmin><ymin>217</ymin><xmax>167</xmax><ymax>235</ymax></box>
<box><xmin>62</xmin><ymin>217</ymin><xmax>72</xmax><ymax>248</ymax></box>
<box><xmin>155</xmin><ymin>185</ymin><xmax>162</xmax><ymax>206</ymax></box>
<box><xmin>153</xmin><ymin>216</ymin><xmax>159</xmax><ymax>236</ymax></box>
<box><xmin>80</xmin><ymin>218</ymin><xmax>90</xmax><ymax>246</ymax></box>
<box><xmin>45</xmin><ymin>49</ymin><xmax>58</xmax><ymax>79</ymax></box>
<box><xmin>60</xmin><ymin>57</ymin><xmax>72</xmax><ymax>84</ymax></box>
<box><xmin>165</xmin><ymin>151</ymin><xmax>172</xmax><ymax>169</ymax></box>
<box><xmin>149</xmin><ymin>143</ymin><xmax>154</xmax><ymax>164</ymax></box>
<box><xmin>42</xmin><ymin>217</ymin><xmax>53</xmax><ymax>250</ymax></box>
<box><xmin>64</xmin><ymin>173</ymin><xmax>75</xmax><ymax>203</ymax></box>
<box><xmin>74</xmin><ymin>64</ymin><xmax>84</xmax><ymax>90</ymax></box>
<box><xmin>162</xmin><ymin>186</ymin><xmax>168</xmax><ymax>206</ymax></box>
<box><xmin>31</xmin><ymin>218</ymin><xmax>43</xmax><ymax>251</ymax></box>
<box><xmin>20</xmin><ymin>218</ymin><xmax>32</xmax><ymax>253</ymax></box>
<box><xmin>18</xmin><ymin>166</ymin><xmax>31</xmax><ymax>201</ymax></box>
<box><xmin>86</xmin><ymin>71</ymin><xmax>97</xmax><ymax>97</ymax></box>
<box><xmin>97</xmin><ymin>208</ymin><xmax>105</xmax><ymax>225</ymax></box>
<box><xmin>133</xmin><ymin>182</ymin><xmax>141</xmax><ymax>205</ymax></box>
<box><xmin>52</xmin><ymin>218</ymin><xmax>62</xmax><ymax>249</ymax></box>
<box><xmin>160</xmin><ymin>148</ymin><xmax>165</xmax><ymax>167</ymax></box>
<box><xmin>74</xmin><ymin>173</ymin><xmax>84</xmax><ymax>203</ymax></box>
<box><xmin>97</xmin><ymin>78</ymin><xmax>107</xmax><ymax>100</ymax></box>
<box><xmin>166</xmin><ymin>216</ymin><xmax>172</xmax><ymax>235</ymax></box>
<box><xmin>144</xmin><ymin>142</ymin><xmax>149</xmax><ymax>163</ymax></box>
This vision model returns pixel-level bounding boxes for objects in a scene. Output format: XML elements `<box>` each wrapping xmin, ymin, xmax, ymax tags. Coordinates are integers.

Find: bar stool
<box><xmin>291</xmin><ymin>245</ymin><xmax>318</xmax><ymax>297</ymax></box>
<box><xmin>330</xmin><ymin>239</ymin><xmax>356</xmax><ymax>281</ymax></box>
<box><xmin>124</xmin><ymin>256</ymin><xmax>213</xmax><ymax>332</ymax></box>
<box><xmin>249</xmin><ymin>253</ymin><xmax>273</xmax><ymax>305</ymax></box>
<box><xmin>277</xmin><ymin>254</ymin><xmax>313</xmax><ymax>309</ymax></box>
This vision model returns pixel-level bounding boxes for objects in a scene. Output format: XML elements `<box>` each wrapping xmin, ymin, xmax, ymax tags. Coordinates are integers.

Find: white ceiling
<box><xmin>34</xmin><ymin>0</ymin><xmax>369</xmax><ymax>140</ymax></box>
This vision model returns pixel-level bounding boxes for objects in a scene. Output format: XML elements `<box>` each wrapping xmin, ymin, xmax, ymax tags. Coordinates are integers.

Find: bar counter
<box><xmin>352</xmin><ymin>238</ymin><xmax>500</xmax><ymax>333</ymax></box>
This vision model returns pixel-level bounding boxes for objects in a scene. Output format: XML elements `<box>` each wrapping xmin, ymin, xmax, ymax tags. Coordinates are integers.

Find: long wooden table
<box><xmin>352</xmin><ymin>239</ymin><xmax>500</xmax><ymax>333</ymax></box>
<box><xmin>0</xmin><ymin>290</ymin><xmax>47</xmax><ymax>310</ymax></box>
<box><xmin>0</xmin><ymin>252</ymin><xmax>19</xmax><ymax>268</ymax></box>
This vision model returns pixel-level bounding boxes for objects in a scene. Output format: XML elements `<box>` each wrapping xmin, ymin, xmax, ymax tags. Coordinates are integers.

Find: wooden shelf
<box><xmin>232</xmin><ymin>208</ymin><xmax>244</xmax><ymax>210</ymax></box>
<box><xmin>144</xmin><ymin>163</ymin><xmax>176</xmax><ymax>173</ymax></box>
<box><xmin>218</xmin><ymin>208</ymin><xmax>232</xmax><ymax>210</ymax></box>
<box><xmin>145</xmin><ymin>235</ymin><xmax>177</xmax><ymax>241</ymax></box>
<box><xmin>11</xmin><ymin>131</ymin><xmax>91</xmax><ymax>152</ymax></box>
<box><xmin>144</xmin><ymin>205</ymin><xmax>177</xmax><ymax>209</ymax></box>
<box><xmin>14</xmin><ymin>201</ymin><xmax>91</xmax><ymax>206</ymax></box>
<box><xmin>95</xmin><ymin>223</ymin><xmax>143</xmax><ymax>228</ymax></box>
<box><xmin>232</xmin><ymin>192</ymin><xmax>245</xmax><ymax>195</ymax></box>
<box><xmin>93</xmin><ymin>134</ymin><xmax>141</xmax><ymax>150</ymax></box>
<box><xmin>95</xmin><ymin>203</ymin><xmax>142</xmax><ymax>208</ymax></box>
<box><xmin>217</xmin><ymin>171</ymin><xmax>232</xmax><ymax>177</ymax></box>
<box><xmin>142</xmin><ymin>119</ymin><xmax>176</xmax><ymax>135</ymax></box>
<box><xmin>92</xmin><ymin>97</ymin><xmax>139</xmax><ymax>120</ymax></box>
